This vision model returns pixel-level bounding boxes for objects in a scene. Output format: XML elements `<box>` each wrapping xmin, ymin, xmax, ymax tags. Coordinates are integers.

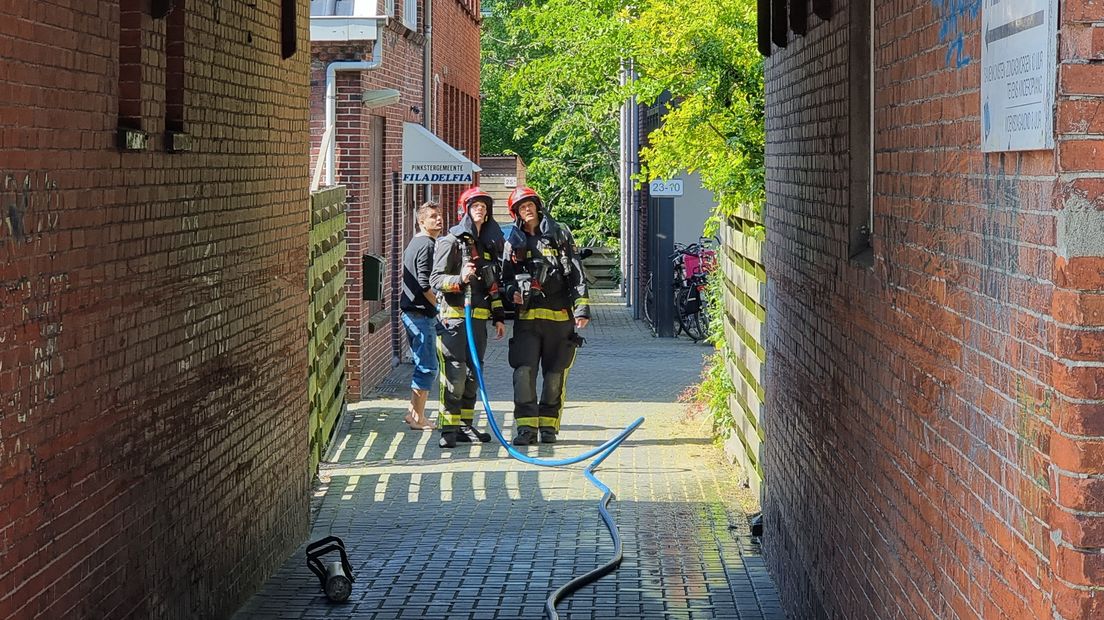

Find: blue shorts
<box><xmin>402</xmin><ymin>312</ymin><xmax>439</xmax><ymax>391</ymax></box>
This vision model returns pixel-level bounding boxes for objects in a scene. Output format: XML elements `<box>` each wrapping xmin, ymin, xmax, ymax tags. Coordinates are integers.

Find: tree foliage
<box><xmin>481</xmin><ymin>0</ymin><xmax>763</xmax><ymax>241</ymax></box>
<box><xmin>630</xmin><ymin>0</ymin><xmax>764</xmax><ymax>227</ymax></box>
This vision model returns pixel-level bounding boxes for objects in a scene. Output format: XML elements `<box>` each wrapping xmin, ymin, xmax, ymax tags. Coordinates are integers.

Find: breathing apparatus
<box><xmin>458</xmin><ymin>233</ymin><xmax>502</xmax><ymax>305</ymax></box>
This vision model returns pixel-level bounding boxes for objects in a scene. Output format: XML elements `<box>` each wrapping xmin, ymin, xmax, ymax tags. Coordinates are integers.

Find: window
<box><xmin>281</xmin><ymin>0</ymin><xmax>297</xmax><ymax>58</ymax></box>
<box><xmin>403</xmin><ymin>0</ymin><xmax>417</xmax><ymax>30</ymax></box>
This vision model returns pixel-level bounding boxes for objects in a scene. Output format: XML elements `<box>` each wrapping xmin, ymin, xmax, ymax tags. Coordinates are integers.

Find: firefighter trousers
<box><xmin>436</xmin><ymin>317</ymin><xmax>489</xmax><ymax>431</ymax></box>
<box><xmin>508</xmin><ymin>318</ymin><xmax>579</xmax><ymax>432</ymax></box>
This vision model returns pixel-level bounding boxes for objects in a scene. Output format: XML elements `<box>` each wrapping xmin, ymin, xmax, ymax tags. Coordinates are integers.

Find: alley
<box><xmin>234</xmin><ymin>292</ymin><xmax>784</xmax><ymax>619</ymax></box>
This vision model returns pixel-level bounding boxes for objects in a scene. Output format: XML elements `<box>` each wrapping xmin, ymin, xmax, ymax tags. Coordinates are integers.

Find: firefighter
<box><xmin>430</xmin><ymin>187</ymin><xmax>506</xmax><ymax>449</ymax></box>
<box><xmin>501</xmin><ymin>186</ymin><xmax>589</xmax><ymax>446</ymax></box>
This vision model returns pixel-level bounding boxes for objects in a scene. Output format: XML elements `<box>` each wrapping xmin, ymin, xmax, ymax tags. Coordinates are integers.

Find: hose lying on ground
<box><xmin>463</xmin><ymin>298</ymin><xmax>644</xmax><ymax>620</ymax></box>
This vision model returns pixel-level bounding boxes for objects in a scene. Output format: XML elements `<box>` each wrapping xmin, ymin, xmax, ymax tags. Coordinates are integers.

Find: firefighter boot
<box><xmin>512</xmin><ymin>427</ymin><xmax>538</xmax><ymax>446</ymax></box>
<box><xmin>458</xmin><ymin>424</ymin><xmax>492</xmax><ymax>443</ymax></box>
<box><xmin>439</xmin><ymin>430</ymin><xmax>459</xmax><ymax>449</ymax></box>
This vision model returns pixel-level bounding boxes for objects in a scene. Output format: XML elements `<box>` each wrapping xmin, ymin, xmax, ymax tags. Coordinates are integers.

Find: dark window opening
<box><xmin>281</xmin><ymin>0</ymin><xmax>297</xmax><ymax>59</ymax></box>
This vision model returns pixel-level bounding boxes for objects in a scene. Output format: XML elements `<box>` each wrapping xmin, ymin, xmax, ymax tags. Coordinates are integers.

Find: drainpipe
<box><xmin>423</xmin><ymin>0</ymin><xmax>433</xmax><ymax>132</ymax></box>
<box><xmin>324</xmin><ymin>18</ymin><xmax>386</xmax><ymax>187</ymax></box>
<box><xmin>422</xmin><ymin>0</ymin><xmax>434</xmax><ymax>200</ymax></box>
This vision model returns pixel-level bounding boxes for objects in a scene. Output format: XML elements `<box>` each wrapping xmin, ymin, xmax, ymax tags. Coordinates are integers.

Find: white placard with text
<box><xmin>981</xmin><ymin>0</ymin><xmax>1057</xmax><ymax>152</ymax></box>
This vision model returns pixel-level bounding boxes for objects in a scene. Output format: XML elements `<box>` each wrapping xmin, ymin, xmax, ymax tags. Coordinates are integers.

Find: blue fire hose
<box><xmin>463</xmin><ymin>299</ymin><xmax>644</xmax><ymax>619</ymax></box>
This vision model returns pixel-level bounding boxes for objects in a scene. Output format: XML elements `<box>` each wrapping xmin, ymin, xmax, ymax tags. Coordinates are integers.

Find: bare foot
<box><xmin>404</xmin><ymin>412</ymin><xmax>434</xmax><ymax>430</ymax></box>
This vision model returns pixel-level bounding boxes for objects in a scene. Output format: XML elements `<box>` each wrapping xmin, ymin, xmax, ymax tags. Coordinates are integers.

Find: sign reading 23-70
<box><xmin>649</xmin><ymin>179</ymin><xmax>684</xmax><ymax>197</ymax></box>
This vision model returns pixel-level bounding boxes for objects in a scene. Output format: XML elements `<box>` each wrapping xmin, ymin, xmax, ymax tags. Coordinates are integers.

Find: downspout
<box><xmin>324</xmin><ymin>18</ymin><xmax>386</xmax><ymax>187</ymax></box>
<box><xmin>620</xmin><ymin>61</ymin><xmax>630</xmax><ymax>302</ymax></box>
<box><xmin>423</xmin><ymin>0</ymin><xmax>433</xmax><ymax>132</ymax></box>
<box><xmin>422</xmin><ymin>0</ymin><xmax>434</xmax><ymax>200</ymax></box>
<box><xmin>629</xmin><ymin>61</ymin><xmax>641</xmax><ymax>319</ymax></box>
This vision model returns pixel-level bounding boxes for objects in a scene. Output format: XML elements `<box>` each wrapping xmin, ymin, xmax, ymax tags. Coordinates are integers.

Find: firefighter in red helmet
<box><xmin>501</xmin><ymin>186</ymin><xmax>590</xmax><ymax>446</ymax></box>
<box><xmin>430</xmin><ymin>186</ymin><xmax>506</xmax><ymax>449</ymax></box>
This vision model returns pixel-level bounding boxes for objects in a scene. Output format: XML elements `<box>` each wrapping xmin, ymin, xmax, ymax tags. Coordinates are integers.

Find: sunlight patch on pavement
<box><xmin>473</xmin><ymin>471</ymin><xmax>486</xmax><ymax>500</ymax></box>
<box><xmin>441</xmin><ymin>472</ymin><xmax>453</xmax><ymax>501</ymax></box>
<box><xmin>330</xmin><ymin>434</ymin><xmax>352</xmax><ymax>461</ymax></box>
<box><xmin>383</xmin><ymin>434</ymin><xmax>403</xmax><ymax>460</ymax></box>
<box><xmin>354</xmin><ymin>431</ymin><xmax>379</xmax><ymax>461</ymax></box>
<box><xmin>341</xmin><ymin>474</ymin><xmax>360</xmax><ymax>501</ymax></box>
<box><xmin>374</xmin><ymin>473</ymin><xmax>389</xmax><ymax>501</ymax></box>
<box><xmin>506</xmin><ymin>471</ymin><xmax>520</xmax><ymax>499</ymax></box>
<box><xmin>412</xmin><ymin>429</ymin><xmax>431</xmax><ymax>459</ymax></box>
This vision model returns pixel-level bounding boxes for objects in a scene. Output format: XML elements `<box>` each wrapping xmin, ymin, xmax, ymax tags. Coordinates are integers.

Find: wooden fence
<box><xmin>718</xmin><ymin>208</ymin><xmax>767</xmax><ymax>495</ymax></box>
<box><xmin>583</xmin><ymin>246</ymin><xmax>619</xmax><ymax>289</ymax></box>
<box><xmin>308</xmin><ymin>186</ymin><xmax>348</xmax><ymax>472</ymax></box>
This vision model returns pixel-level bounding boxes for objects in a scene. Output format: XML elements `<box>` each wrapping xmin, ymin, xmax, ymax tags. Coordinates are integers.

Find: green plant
<box><xmin>684</xmin><ymin>350</ymin><xmax>737</xmax><ymax>438</ymax></box>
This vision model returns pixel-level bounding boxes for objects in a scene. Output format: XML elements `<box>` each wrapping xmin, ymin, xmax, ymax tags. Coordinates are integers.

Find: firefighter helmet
<box><xmin>506</xmin><ymin>186</ymin><xmax>543</xmax><ymax>221</ymax></box>
<box><xmin>457</xmin><ymin>186</ymin><xmax>493</xmax><ymax>220</ymax></box>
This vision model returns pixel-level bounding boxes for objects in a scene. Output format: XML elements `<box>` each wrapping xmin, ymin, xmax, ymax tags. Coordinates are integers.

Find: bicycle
<box><xmin>642</xmin><ymin>237</ymin><xmax>717</xmax><ymax>340</ymax></box>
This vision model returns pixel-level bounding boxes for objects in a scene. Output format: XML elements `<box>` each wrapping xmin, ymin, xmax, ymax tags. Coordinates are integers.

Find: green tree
<box><xmin>481</xmin><ymin>0</ymin><xmax>764</xmax><ymax>239</ymax></box>
<box><xmin>630</xmin><ymin>0</ymin><xmax>764</xmax><ymax>226</ymax></box>
<box><xmin>481</xmin><ymin>0</ymin><xmax>628</xmax><ymax>245</ymax></box>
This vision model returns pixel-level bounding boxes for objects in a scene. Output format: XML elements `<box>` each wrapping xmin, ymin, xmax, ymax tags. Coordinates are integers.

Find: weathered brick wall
<box><xmin>762</xmin><ymin>1</ymin><xmax>1104</xmax><ymax>618</ymax></box>
<box><xmin>0</xmin><ymin>1</ymin><xmax>311</xmax><ymax>618</ymax></box>
<box><xmin>1050</xmin><ymin>3</ymin><xmax>1104</xmax><ymax>616</ymax></box>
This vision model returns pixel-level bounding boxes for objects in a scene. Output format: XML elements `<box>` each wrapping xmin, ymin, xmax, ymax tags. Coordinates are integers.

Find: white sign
<box><xmin>981</xmin><ymin>0</ymin><xmax>1057</xmax><ymax>152</ymax></box>
<box><xmin>504</xmin><ymin>176</ymin><xmax>518</xmax><ymax>188</ymax></box>
<box><xmin>649</xmin><ymin>179</ymin><xmax>684</xmax><ymax>197</ymax></box>
<box><xmin>401</xmin><ymin>122</ymin><xmax>480</xmax><ymax>184</ymax></box>
<box><xmin>401</xmin><ymin>164</ymin><xmax>473</xmax><ymax>184</ymax></box>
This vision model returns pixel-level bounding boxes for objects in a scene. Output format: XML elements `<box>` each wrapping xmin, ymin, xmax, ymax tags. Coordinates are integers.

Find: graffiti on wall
<box><xmin>1</xmin><ymin>172</ymin><xmax>66</xmax><ymax>463</ymax></box>
<box><xmin>178</xmin><ymin>212</ymin><xmax>229</xmax><ymax>373</ymax></box>
<box><xmin>1</xmin><ymin>172</ymin><xmax>61</xmax><ymax>245</ymax></box>
<box><xmin>932</xmin><ymin>0</ymin><xmax>981</xmax><ymax>68</ymax></box>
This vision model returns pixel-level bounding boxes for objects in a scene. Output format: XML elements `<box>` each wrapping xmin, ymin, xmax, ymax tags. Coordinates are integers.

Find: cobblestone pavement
<box><xmin>235</xmin><ymin>291</ymin><xmax>785</xmax><ymax>619</ymax></box>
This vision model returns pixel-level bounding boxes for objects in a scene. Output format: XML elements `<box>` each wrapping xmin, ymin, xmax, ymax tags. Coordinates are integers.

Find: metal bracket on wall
<box><xmin>117</xmin><ymin>127</ymin><xmax>149</xmax><ymax>151</ymax></box>
<box><xmin>166</xmin><ymin>131</ymin><xmax>192</xmax><ymax>153</ymax></box>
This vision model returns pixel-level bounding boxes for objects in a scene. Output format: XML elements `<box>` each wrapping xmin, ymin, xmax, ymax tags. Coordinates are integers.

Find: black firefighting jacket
<box><xmin>431</xmin><ymin>214</ymin><xmax>505</xmax><ymax>323</ymax></box>
<box><xmin>501</xmin><ymin>213</ymin><xmax>589</xmax><ymax>321</ymax></box>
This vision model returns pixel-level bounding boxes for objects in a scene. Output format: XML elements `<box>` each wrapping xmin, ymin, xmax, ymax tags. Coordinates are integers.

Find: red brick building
<box><xmin>429</xmin><ymin>0</ymin><xmax>483</xmax><ymax>217</ymax></box>
<box><xmin>1</xmin><ymin>1</ymin><xmax>312</xmax><ymax>617</ymax></box>
<box><xmin>309</xmin><ymin>0</ymin><xmax>482</xmax><ymax>399</ymax></box>
<box><xmin>759</xmin><ymin>1</ymin><xmax>1104</xmax><ymax>618</ymax></box>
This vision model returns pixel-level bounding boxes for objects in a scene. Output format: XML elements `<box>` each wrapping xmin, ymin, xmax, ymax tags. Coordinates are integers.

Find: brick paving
<box><xmin>234</xmin><ymin>291</ymin><xmax>785</xmax><ymax>619</ymax></box>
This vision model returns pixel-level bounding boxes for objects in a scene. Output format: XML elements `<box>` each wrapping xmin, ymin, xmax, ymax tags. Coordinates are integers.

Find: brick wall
<box><xmin>431</xmin><ymin>0</ymin><xmax>482</xmax><ymax>218</ymax></box>
<box><xmin>308</xmin><ymin>0</ymin><xmax>482</xmax><ymax>398</ymax></box>
<box><xmin>0</xmin><ymin>1</ymin><xmax>311</xmax><ymax>618</ymax></box>
<box><xmin>762</xmin><ymin>1</ymin><xmax>1104</xmax><ymax>618</ymax></box>
<box><xmin>311</xmin><ymin>15</ymin><xmax>427</xmax><ymax>398</ymax></box>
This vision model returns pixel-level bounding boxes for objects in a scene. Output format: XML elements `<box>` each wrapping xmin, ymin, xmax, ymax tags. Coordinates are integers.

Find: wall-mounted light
<box><xmin>362</xmin><ymin>88</ymin><xmax>400</xmax><ymax>108</ymax></box>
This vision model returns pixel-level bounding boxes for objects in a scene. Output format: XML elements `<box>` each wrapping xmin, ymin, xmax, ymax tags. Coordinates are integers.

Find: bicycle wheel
<box><xmin>675</xmin><ymin>286</ymin><xmax>697</xmax><ymax>339</ymax></box>
<box><xmin>678</xmin><ymin>286</ymin><xmax>707</xmax><ymax>342</ymax></box>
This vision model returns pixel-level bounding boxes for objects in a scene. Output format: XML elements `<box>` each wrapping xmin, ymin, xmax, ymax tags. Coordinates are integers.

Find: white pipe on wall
<box><xmin>324</xmin><ymin>18</ymin><xmax>386</xmax><ymax>187</ymax></box>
